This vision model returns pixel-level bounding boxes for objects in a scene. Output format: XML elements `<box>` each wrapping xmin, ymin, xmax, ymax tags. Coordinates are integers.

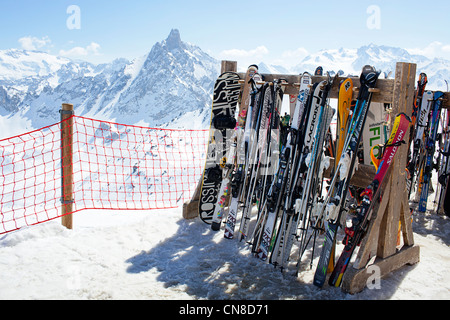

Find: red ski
<box><xmin>328</xmin><ymin>112</ymin><xmax>411</xmax><ymax>287</ymax></box>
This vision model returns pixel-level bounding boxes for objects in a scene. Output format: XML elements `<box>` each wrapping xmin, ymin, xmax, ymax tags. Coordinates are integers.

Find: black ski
<box><xmin>199</xmin><ymin>72</ymin><xmax>240</xmax><ymax>224</ymax></box>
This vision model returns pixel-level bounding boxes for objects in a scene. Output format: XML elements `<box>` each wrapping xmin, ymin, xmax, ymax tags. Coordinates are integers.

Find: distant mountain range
<box><xmin>0</xmin><ymin>29</ymin><xmax>219</xmax><ymax>132</ymax></box>
<box><xmin>257</xmin><ymin>44</ymin><xmax>449</xmax><ymax>90</ymax></box>
<box><xmin>0</xmin><ymin>29</ymin><xmax>449</xmax><ymax>136</ymax></box>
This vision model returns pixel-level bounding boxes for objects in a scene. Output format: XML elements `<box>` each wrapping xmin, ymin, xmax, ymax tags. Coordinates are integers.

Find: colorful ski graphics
<box><xmin>199</xmin><ymin>72</ymin><xmax>240</xmax><ymax>224</ymax></box>
<box><xmin>329</xmin><ymin>112</ymin><xmax>411</xmax><ymax>287</ymax></box>
<box><xmin>313</xmin><ymin>65</ymin><xmax>380</xmax><ymax>288</ymax></box>
<box><xmin>210</xmin><ymin>66</ymin><xmax>258</xmax><ymax>231</ymax></box>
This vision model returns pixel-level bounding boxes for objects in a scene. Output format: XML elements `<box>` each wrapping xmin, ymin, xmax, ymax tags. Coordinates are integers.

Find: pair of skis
<box><xmin>233</xmin><ymin>78</ymin><xmax>285</xmax><ymax>244</ymax></box>
<box><xmin>292</xmin><ymin>76</ymin><xmax>354</xmax><ymax>274</ymax></box>
<box><xmin>435</xmin><ymin>107</ymin><xmax>450</xmax><ymax>216</ymax></box>
<box><xmin>418</xmin><ymin>91</ymin><xmax>444</xmax><ymax>212</ymax></box>
<box><xmin>313</xmin><ymin>65</ymin><xmax>381</xmax><ymax>287</ymax></box>
<box><xmin>257</xmin><ymin>74</ymin><xmax>331</xmax><ymax>264</ymax></box>
<box><xmin>271</xmin><ymin>76</ymin><xmax>335</xmax><ymax>270</ymax></box>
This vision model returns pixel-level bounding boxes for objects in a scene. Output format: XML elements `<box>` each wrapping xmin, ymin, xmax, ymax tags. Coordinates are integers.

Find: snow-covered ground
<box><xmin>0</xmin><ymin>196</ymin><xmax>448</xmax><ymax>300</ymax></box>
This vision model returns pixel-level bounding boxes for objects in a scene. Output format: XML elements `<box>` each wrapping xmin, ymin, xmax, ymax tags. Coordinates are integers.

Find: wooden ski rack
<box><xmin>183</xmin><ymin>60</ymin><xmax>422</xmax><ymax>294</ymax></box>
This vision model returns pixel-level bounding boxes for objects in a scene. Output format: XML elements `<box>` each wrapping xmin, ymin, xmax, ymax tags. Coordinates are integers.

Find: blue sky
<box><xmin>1</xmin><ymin>0</ymin><xmax>449</xmax><ymax>67</ymax></box>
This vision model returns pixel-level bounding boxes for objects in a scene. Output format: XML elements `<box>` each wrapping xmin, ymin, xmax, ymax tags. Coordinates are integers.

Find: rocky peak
<box><xmin>165</xmin><ymin>29</ymin><xmax>183</xmax><ymax>51</ymax></box>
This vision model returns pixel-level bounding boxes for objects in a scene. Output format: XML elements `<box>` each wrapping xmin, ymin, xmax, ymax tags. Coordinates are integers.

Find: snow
<box><xmin>0</xmin><ymin>108</ymin><xmax>34</xmax><ymax>140</ymax></box>
<box><xmin>0</xmin><ymin>49</ymin><xmax>71</xmax><ymax>81</ymax></box>
<box><xmin>0</xmin><ymin>197</ymin><xmax>448</xmax><ymax>300</ymax></box>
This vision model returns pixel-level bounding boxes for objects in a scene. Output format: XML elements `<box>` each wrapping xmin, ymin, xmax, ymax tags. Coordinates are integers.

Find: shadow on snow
<box><xmin>125</xmin><ymin>215</ymin><xmax>417</xmax><ymax>300</ymax></box>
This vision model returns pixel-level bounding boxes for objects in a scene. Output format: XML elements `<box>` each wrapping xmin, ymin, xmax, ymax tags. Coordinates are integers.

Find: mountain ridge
<box><xmin>0</xmin><ymin>30</ymin><xmax>449</xmax><ymax>138</ymax></box>
<box><xmin>0</xmin><ymin>29</ymin><xmax>220</xmax><ymax>132</ymax></box>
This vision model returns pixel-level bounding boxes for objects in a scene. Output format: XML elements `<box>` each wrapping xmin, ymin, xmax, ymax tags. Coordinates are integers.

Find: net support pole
<box><xmin>60</xmin><ymin>103</ymin><xmax>74</xmax><ymax>230</ymax></box>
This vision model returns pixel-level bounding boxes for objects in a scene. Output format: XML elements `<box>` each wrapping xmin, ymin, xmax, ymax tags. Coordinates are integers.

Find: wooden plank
<box><xmin>400</xmin><ymin>192</ymin><xmax>414</xmax><ymax>246</ymax></box>
<box><xmin>324</xmin><ymin>158</ymin><xmax>376</xmax><ymax>189</ymax></box>
<box><xmin>443</xmin><ymin>92</ymin><xmax>450</xmax><ymax>109</ymax></box>
<box><xmin>221</xmin><ymin>60</ymin><xmax>237</xmax><ymax>74</ymax></box>
<box><xmin>236</xmin><ymin>72</ymin><xmax>395</xmax><ymax>104</ymax></box>
<box><xmin>378</xmin><ymin>62</ymin><xmax>416</xmax><ymax>259</ymax></box>
<box><xmin>182</xmin><ymin>177</ymin><xmax>202</xmax><ymax>220</ymax></box>
<box><xmin>342</xmin><ymin>245</ymin><xmax>420</xmax><ymax>294</ymax></box>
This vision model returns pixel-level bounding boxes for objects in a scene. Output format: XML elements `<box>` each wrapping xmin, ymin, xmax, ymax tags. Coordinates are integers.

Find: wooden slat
<box><xmin>400</xmin><ymin>192</ymin><xmax>414</xmax><ymax>246</ymax></box>
<box><xmin>443</xmin><ymin>92</ymin><xmax>450</xmax><ymax>109</ymax></box>
<box><xmin>324</xmin><ymin>158</ymin><xmax>376</xmax><ymax>189</ymax></box>
<box><xmin>342</xmin><ymin>245</ymin><xmax>420</xmax><ymax>294</ymax></box>
<box><xmin>237</xmin><ymin>72</ymin><xmax>396</xmax><ymax>104</ymax></box>
<box><xmin>221</xmin><ymin>61</ymin><xmax>237</xmax><ymax>74</ymax></box>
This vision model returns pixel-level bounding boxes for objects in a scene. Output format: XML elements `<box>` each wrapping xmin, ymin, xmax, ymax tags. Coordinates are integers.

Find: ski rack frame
<box><xmin>182</xmin><ymin>60</ymin><xmax>444</xmax><ymax>294</ymax></box>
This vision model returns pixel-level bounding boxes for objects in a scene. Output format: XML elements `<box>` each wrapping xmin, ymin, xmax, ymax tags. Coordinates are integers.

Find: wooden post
<box><xmin>61</xmin><ymin>103</ymin><xmax>74</xmax><ymax>230</ymax></box>
<box><xmin>221</xmin><ymin>60</ymin><xmax>238</xmax><ymax>74</ymax></box>
<box><xmin>182</xmin><ymin>61</ymin><xmax>237</xmax><ymax>220</ymax></box>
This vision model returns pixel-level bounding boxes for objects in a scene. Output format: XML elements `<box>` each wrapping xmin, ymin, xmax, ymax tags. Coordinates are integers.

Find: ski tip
<box><xmin>396</xmin><ymin>112</ymin><xmax>412</xmax><ymax>123</ymax></box>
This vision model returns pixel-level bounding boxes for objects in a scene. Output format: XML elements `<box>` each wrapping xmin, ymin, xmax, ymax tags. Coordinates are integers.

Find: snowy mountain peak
<box><xmin>291</xmin><ymin>44</ymin><xmax>450</xmax><ymax>89</ymax></box>
<box><xmin>165</xmin><ymin>29</ymin><xmax>183</xmax><ymax>51</ymax></box>
<box><xmin>0</xmin><ymin>49</ymin><xmax>73</xmax><ymax>81</ymax></box>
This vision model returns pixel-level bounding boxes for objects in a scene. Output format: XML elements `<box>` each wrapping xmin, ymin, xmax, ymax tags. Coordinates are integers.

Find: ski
<box><xmin>211</xmin><ymin>65</ymin><xmax>258</xmax><ymax>231</ymax></box>
<box><xmin>328</xmin><ymin>112</ymin><xmax>411</xmax><ymax>287</ymax></box>
<box><xmin>409</xmin><ymin>73</ymin><xmax>428</xmax><ymax>150</ymax></box>
<box><xmin>238</xmin><ymin>81</ymin><xmax>277</xmax><ymax>242</ymax></box>
<box><xmin>251</xmin><ymin>79</ymin><xmax>285</xmax><ymax>257</ymax></box>
<box><xmin>436</xmin><ymin>108</ymin><xmax>450</xmax><ymax>215</ymax></box>
<box><xmin>336</xmin><ymin>78</ymin><xmax>354</xmax><ymax>166</ymax></box>
<box><xmin>224</xmin><ymin>70</ymin><xmax>263</xmax><ymax>238</ymax></box>
<box><xmin>313</xmin><ymin>65</ymin><xmax>380</xmax><ymax>288</ymax></box>
<box><xmin>266</xmin><ymin>73</ymin><xmax>313</xmax><ymax>266</ymax></box>
<box><xmin>325</xmin><ymin>77</ymin><xmax>354</xmax><ymax>273</ymax></box>
<box><xmin>407</xmin><ymin>90</ymin><xmax>434</xmax><ymax>197</ymax></box>
<box><xmin>406</xmin><ymin>73</ymin><xmax>428</xmax><ymax>196</ymax></box>
<box><xmin>418</xmin><ymin>91</ymin><xmax>444</xmax><ymax>212</ymax></box>
<box><xmin>291</xmin><ymin>78</ymin><xmax>335</xmax><ymax>268</ymax></box>
<box><xmin>199</xmin><ymin>72</ymin><xmax>240</xmax><ymax>224</ymax></box>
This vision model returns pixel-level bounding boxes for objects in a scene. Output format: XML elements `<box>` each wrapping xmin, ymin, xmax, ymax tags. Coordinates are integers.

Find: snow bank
<box><xmin>0</xmin><ymin>203</ymin><xmax>448</xmax><ymax>300</ymax></box>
